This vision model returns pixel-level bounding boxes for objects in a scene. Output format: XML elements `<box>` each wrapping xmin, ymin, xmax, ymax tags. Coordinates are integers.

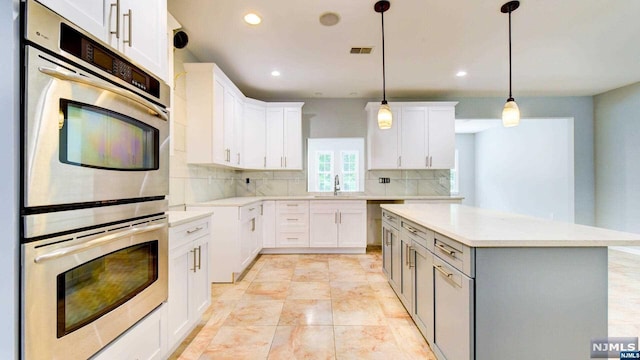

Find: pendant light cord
<box><xmin>508</xmin><ymin>10</ymin><xmax>513</xmax><ymax>100</ymax></box>
<box><xmin>381</xmin><ymin>10</ymin><xmax>386</xmax><ymax>102</ymax></box>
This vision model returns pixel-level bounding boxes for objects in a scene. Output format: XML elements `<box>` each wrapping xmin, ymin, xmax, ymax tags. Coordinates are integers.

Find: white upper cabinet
<box><xmin>37</xmin><ymin>0</ymin><xmax>107</xmax><ymax>40</ymax></box>
<box><xmin>184</xmin><ymin>63</ymin><xmax>243</xmax><ymax>166</ymax></box>
<box><xmin>265</xmin><ymin>104</ymin><xmax>304</xmax><ymax>170</ymax></box>
<box><xmin>243</xmin><ymin>100</ymin><xmax>267</xmax><ymax>169</ymax></box>
<box><xmin>185</xmin><ymin>63</ymin><xmax>303</xmax><ymax>170</ymax></box>
<box><xmin>367</xmin><ymin>102</ymin><xmax>457</xmax><ymax>170</ymax></box>
<box><xmin>37</xmin><ymin>0</ymin><xmax>168</xmax><ymax>79</ymax></box>
<box><xmin>106</xmin><ymin>0</ymin><xmax>168</xmax><ymax>79</ymax></box>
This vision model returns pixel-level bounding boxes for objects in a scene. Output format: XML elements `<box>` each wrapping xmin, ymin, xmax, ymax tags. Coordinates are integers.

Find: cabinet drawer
<box><xmin>401</xmin><ymin>219</ymin><xmax>433</xmax><ymax>249</ymax></box>
<box><xmin>381</xmin><ymin>210</ymin><xmax>399</xmax><ymax>229</ymax></box>
<box><xmin>277</xmin><ymin>213</ymin><xmax>308</xmax><ymax>230</ymax></box>
<box><xmin>240</xmin><ymin>203</ymin><xmax>260</xmax><ymax>221</ymax></box>
<box><xmin>433</xmin><ymin>232</ymin><xmax>474</xmax><ymax>277</ymax></box>
<box><xmin>277</xmin><ymin>200</ymin><xmax>309</xmax><ymax>214</ymax></box>
<box><xmin>276</xmin><ymin>232</ymin><xmax>309</xmax><ymax>247</ymax></box>
<box><xmin>169</xmin><ymin>218</ymin><xmax>210</xmax><ymax>250</ymax></box>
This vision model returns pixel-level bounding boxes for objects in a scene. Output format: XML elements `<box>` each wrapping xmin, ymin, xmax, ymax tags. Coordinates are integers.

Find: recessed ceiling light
<box><xmin>319</xmin><ymin>12</ymin><xmax>340</xmax><ymax>26</ymax></box>
<box><xmin>244</xmin><ymin>13</ymin><xmax>261</xmax><ymax>25</ymax></box>
<box><xmin>271</xmin><ymin>70</ymin><xmax>281</xmax><ymax>77</ymax></box>
<box><xmin>456</xmin><ymin>71</ymin><xmax>468</xmax><ymax>77</ymax></box>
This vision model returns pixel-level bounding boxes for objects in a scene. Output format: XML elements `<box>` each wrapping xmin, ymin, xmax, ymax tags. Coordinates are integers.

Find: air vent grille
<box><xmin>350</xmin><ymin>47</ymin><xmax>373</xmax><ymax>54</ymax></box>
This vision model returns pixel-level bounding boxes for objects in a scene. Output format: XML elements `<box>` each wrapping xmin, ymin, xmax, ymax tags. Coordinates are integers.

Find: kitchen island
<box><xmin>380</xmin><ymin>203</ymin><xmax>640</xmax><ymax>360</ymax></box>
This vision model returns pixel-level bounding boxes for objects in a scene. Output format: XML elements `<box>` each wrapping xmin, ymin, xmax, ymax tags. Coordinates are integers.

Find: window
<box><xmin>307</xmin><ymin>138</ymin><xmax>364</xmax><ymax>193</ymax></box>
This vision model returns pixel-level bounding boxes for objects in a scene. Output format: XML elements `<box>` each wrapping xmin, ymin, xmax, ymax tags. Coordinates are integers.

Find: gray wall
<box><xmin>594</xmin><ymin>82</ymin><xmax>640</xmax><ymax>233</ymax></box>
<box><xmin>455</xmin><ymin>134</ymin><xmax>476</xmax><ymax>206</ymax></box>
<box><xmin>1</xmin><ymin>0</ymin><xmax>20</xmax><ymax>358</ymax></box>
<box><xmin>450</xmin><ymin>96</ymin><xmax>594</xmax><ymax>225</ymax></box>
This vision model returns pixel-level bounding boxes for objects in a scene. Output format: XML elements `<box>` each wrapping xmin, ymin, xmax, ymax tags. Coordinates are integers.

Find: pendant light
<box><xmin>375</xmin><ymin>0</ymin><xmax>392</xmax><ymax>129</ymax></box>
<box><xmin>501</xmin><ymin>1</ymin><xmax>520</xmax><ymax>127</ymax></box>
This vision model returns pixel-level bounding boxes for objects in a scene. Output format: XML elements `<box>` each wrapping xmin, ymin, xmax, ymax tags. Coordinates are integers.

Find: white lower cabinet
<box><xmin>167</xmin><ymin>216</ymin><xmax>211</xmax><ymax>352</ymax></box>
<box><xmin>91</xmin><ymin>305</ymin><xmax>167</xmax><ymax>360</ymax></box>
<box><xmin>309</xmin><ymin>200</ymin><xmax>366</xmax><ymax>248</ymax></box>
<box><xmin>275</xmin><ymin>200</ymin><xmax>309</xmax><ymax>247</ymax></box>
<box><xmin>186</xmin><ymin>203</ymin><xmax>261</xmax><ymax>282</ymax></box>
<box><xmin>262</xmin><ymin>201</ymin><xmax>276</xmax><ymax>247</ymax></box>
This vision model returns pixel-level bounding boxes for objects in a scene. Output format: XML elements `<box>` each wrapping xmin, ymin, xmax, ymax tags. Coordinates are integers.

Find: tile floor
<box><xmin>171</xmin><ymin>248</ymin><xmax>639</xmax><ymax>360</ymax></box>
<box><xmin>169</xmin><ymin>248</ymin><xmax>436</xmax><ymax>360</ymax></box>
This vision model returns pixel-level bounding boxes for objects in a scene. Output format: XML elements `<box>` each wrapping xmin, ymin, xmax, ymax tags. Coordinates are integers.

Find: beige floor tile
<box><xmin>330</xmin><ymin>281</ymin><xmax>376</xmax><ymax>299</ymax></box>
<box><xmin>200</xmin><ymin>325</ymin><xmax>276</xmax><ymax>360</ymax></box>
<box><xmin>268</xmin><ymin>326</ymin><xmax>336</xmax><ymax>360</ymax></box>
<box><xmin>334</xmin><ymin>325</ymin><xmax>408</xmax><ymax>360</ymax></box>
<box><xmin>388</xmin><ymin>323</ymin><xmax>437</xmax><ymax>360</ymax></box>
<box><xmin>292</xmin><ymin>267</ymin><xmax>330</xmax><ymax>282</ymax></box>
<box><xmin>279</xmin><ymin>300</ymin><xmax>333</xmax><ymax>326</ymax></box>
<box><xmin>244</xmin><ymin>281</ymin><xmax>290</xmax><ymax>300</ymax></box>
<box><xmin>223</xmin><ymin>299</ymin><xmax>284</xmax><ymax>326</ymax></box>
<box><xmin>288</xmin><ymin>281</ymin><xmax>331</xmax><ymax>300</ymax></box>
<box><xmin>332</xmin><ymin>296</ymin><xmax>387</xmax><ymax>326</ymax></box>
<box><xmin>254</xmin><ymin>267</ymin><xmax>295</xmax><ymax>282</ymax></box>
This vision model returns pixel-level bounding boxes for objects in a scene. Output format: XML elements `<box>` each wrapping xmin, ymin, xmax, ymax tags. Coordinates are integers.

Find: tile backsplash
<box><xmin>235</xmin><ymin>169</ymin><xmax>450</xmax><ymax>197</ymax></box>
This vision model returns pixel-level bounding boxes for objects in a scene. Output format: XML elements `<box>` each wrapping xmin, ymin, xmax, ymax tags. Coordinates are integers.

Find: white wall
<box><xmin>455</xmin><ymin>134</ymin><xmax>476</xmax><ymax>205</ymax></box>
<box><xmin>474</xmin><ymin>118</ymin><xmax>575</xmax><ymax>222</ymax></box>
<box><xmin>594</xmin><ymin>82</ymin><xmax>640</xmax><ymax>234</ymax></box>
<box><xmin>1</xmin><ymin>0</ymin><xmax>20</xmax><ymax>358</ymax></box>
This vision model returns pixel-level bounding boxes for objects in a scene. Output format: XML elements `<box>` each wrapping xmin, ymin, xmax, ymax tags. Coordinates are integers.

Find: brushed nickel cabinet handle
<box><xmin>436</xmin><ymin>243</ymin><xmax>456</xmax><ymax>258</ymax></box>
<box><xmin>434</xmin><ymin>264</ymin><xmax>452</xmax><ymax>278</ymax></box>
<box><xmin>430</xmin><ymin>155</ymin><xmax>433</xmax><ymax>168</ymax></box>
<box><xmin>186</xmin><ymin>226</ymin><xmax>204</xmax><ymax>234</ymax></box>
<box><xmin>190</xmin><ymin>248</ymin><xmax>197</xmax><ymax>273</ymax></box>
<box><xmin>196</xmin><ymin>245</ymin><xmax>202</xmax><ymax>270</ymax></box>
<box><xmin>109</xmin><ymin>0</ymin><xmax>120</xmax><ymax>39</ymax></box>
<box><xmin>123</xmin><ymin>9</ymin><xmax>132</xmax><ymax>47</ymax></box>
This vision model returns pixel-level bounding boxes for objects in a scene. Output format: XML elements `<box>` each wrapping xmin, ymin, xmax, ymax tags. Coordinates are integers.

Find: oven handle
<box><xmin>34</xmin><ymin>223</ymin><xmax>166</xmax><ymax>264</ymax></box>
<box><xmin>38</xmin><ymin>66</ymin><xmax>168</xmax><ymax>121</ymax></box>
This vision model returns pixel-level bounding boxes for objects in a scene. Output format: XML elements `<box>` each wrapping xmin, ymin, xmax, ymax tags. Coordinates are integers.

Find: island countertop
<box><xmin>380</xmin><ymin>203</ymin><xmax>640</xmax><ymax>247</ymax></box>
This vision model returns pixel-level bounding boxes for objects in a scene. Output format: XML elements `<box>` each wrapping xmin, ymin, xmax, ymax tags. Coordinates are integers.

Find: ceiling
<box><xmin>168</xmin><ymin>0</ymin><xmax>640</xmax><ymax>101</ymax></box>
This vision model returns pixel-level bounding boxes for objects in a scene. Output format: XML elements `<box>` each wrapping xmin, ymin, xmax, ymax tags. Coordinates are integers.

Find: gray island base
<box><xmin>380</xmin><ymin>203</ymin><xmax>640</xmax><ymax>360</ymax></box>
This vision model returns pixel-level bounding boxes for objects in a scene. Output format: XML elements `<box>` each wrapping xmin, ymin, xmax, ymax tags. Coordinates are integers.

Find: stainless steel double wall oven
<box><xmin>21</xmin><ymin>1</ymin><xmax>170</xmax><ymax>359</ymax></box>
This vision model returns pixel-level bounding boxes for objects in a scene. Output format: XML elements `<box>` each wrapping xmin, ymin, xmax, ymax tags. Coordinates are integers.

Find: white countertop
<box><xmin>187</xmin><ymin>195</ymin><xmax>463</xmax><ymax>207</ymax></box>
<box><xmin>380</xmin><ymin>203</ymin><xmax>640</xmax><ymax>247</ymax></box>
<box><xmin>167</xmin><ymin>210</ymin><xmax>213</xmax><ymax>227</ymax></box>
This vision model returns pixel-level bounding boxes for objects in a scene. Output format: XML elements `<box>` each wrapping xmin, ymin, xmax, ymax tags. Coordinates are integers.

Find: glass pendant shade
<box><xmin>502</xmin><ymin>99</ymin><xmax>520</xmax><ymax>127</ymax></box>
<box><xmin>378</xmin><ymin>102</ymin><xmax>392</xmax><ymax>129</ymax></box>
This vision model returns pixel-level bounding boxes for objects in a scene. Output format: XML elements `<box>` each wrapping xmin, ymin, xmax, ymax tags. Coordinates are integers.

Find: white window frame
<box><xmin>307</xmin><ymin>138</ymin><xmax>365</xmax><ymax>193</ymax></box>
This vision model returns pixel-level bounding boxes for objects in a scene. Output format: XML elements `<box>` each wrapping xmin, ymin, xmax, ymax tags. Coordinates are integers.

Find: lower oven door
<box><xmin>22</xmin><ymin>215</ymin><xmax>168</xmax><ymax>360</ymax></box>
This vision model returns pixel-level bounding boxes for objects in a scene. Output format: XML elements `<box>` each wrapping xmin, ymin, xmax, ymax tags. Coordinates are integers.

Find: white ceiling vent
<box><xmin>350</xmin><ymin>47</ymin><xmax>373</xmax><ymax>54</ymax></box>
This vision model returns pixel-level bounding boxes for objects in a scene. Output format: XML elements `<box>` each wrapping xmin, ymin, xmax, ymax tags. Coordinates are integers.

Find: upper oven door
<box><xmin>24</xmin><ymin>45</ymin><xmax>169</xmax><ymax>208</ymax></box>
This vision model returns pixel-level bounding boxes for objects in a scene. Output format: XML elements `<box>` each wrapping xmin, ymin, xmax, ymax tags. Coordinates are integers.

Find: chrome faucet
<box><xmin>334</xmin><ymin>174</ymin><xmax>340</xmax><ymax>196</ymax></box>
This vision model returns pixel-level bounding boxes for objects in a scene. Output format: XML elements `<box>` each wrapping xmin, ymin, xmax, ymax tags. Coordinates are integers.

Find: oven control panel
<box><xmin>60</xmin><ymin>23</ymin><xmax>160</xmax><ymax>98</ymax></box>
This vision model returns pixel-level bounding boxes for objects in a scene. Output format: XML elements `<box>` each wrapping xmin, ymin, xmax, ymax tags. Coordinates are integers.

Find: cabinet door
<box><xmin>253</xmin><ymin>206</ymin><xmax>263</xmax><ymax>256</ymax></box>
<box><xmin>233</xmin><ymin>96</ymin><xmax>244</xmax><ymax>167</ymax></box>
<box><xmin>389</xmin><ymin>226</ymin><xmax>401</xmax><ymax>291</ymax></box>
<box><xmin>432</xmin><ymin>256</ymin><xmax>474</xmax><ymax>360</ymax></box>
<box><xmin>310</xmin><ymin>205</ymin><xmax>338</xmax><ymax>247</ymax></box>
<box><xmin>39</xmin><ymin>0</ymin><xmax>106</xmax><ymax>40</ymax></box>
<box><xmin>243</xmin><ymin>103</ymin><xmax>267</xmax><ymax>168</ymax></box>
<box><xmin>262</xmin><ymin>201</ymin><xmax>276</xmax><ymax>247</ymax></box>
<box><xmin>398</xmin><ymin>236</ymin><xmax>413</xmax><ymax>309</ymax></box>
<box><xmin>211</xmin><ymin>78</ymin><xmax>227</xmax><ymax>164</ymax></box>
<box><xmin>412</xmin><ymin>243</ymin><xmax>434</xmax><ymax>344</ymax></box>
<box><xmin>117</xmin><ymin>0</ymin><xmax>167</xmax><ymax>79</ymax></box>
<box><xmin>427</xmin><ymin>107</ymin><xmax>455</xmax><ymax>169</ymax></box>
<box><xmin>337</xmin><ymin>206</ymin><xmax>367</xmax><ymax>248</ymax></box>
<box><xmin>167</xmin><ymin>241</ymin><xmax>193</xmax><ymax>347</ymax></box>
<box><xmin>382</xmin><ymin>224</ymin><xmax>392</xmax><ymax>278</ymax></box>
<box><xmin>368</xmin><ymin>106</ymin><xmax>400</xmax><ymax>169</ymax></box>
<box><xmin>240</xmin><ymin>217</ymin><xmax>254</xmax><ymax>268</ymax></box>
<box><xmin>400</xmin><ymin>106</ymin><xmax>428</xmax><ymax>169</ymax></box>
<box><xmin>192</xmin><ymin>235</ymin><xmax>210</xmax><ymax>317</ymax></box>
<box><xmin>283</xmin><ymin>107</ymin><xmax>302</xmax><ymax>169</ymax></box>
<box><xmin>223</xmin><ymin>89</ymin><xmax>237</xmax><ymax>165</ymax></box>
<box><xmin>265</xmin><ymin>108</ymin><xmax>284</xmax><ymax>168</ymax></box>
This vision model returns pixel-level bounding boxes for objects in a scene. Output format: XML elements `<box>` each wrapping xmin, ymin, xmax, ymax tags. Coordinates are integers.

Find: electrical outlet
<box><xmin>379</xmin><ymin>177</ymin><xmax>390</xmax><ymax>184</ymax></box>
<box><xmin>246</xmin><ymin>178</ymin><xmax>250</xmax><ymax>184</ymax></box>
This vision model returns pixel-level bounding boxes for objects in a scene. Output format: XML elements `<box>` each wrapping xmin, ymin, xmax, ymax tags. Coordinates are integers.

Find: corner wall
<box><xmin>594</xmin><ymin>82</ymin><xmax>640</xmax><ymax>234</ymax></box>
